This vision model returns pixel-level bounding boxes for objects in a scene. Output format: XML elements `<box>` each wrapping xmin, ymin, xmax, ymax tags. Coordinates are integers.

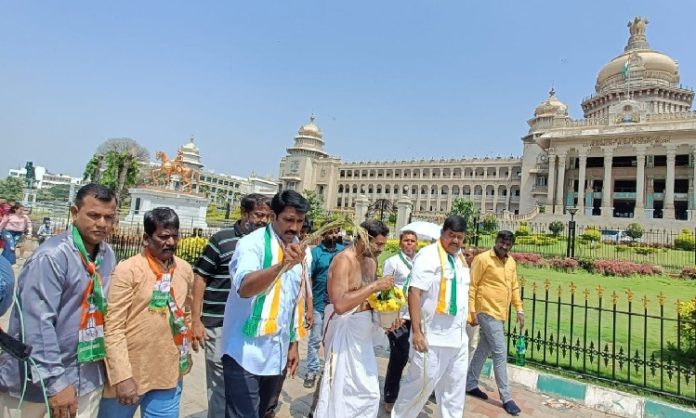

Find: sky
<box><xmin>2</xmin><ymin>1</ymin><xmax>695</xmax><ymax>180</ymax></box>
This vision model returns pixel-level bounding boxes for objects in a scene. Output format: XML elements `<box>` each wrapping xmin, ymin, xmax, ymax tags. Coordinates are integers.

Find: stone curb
<box><xmin>480</xmin><ymin>360</ymin><xmax>696</xmax><ymax>418</ymax></box>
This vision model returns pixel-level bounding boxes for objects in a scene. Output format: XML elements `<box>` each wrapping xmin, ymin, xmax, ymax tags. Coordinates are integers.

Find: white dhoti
<box><xmin>392</xmin><ymin>343</ymin><xmax>469</xmax><ymax>418</ymax></box>
<box><xmin>313</xmin><ymin>304</ymin><xmax>380</xmax><ymax>418</ymax></box>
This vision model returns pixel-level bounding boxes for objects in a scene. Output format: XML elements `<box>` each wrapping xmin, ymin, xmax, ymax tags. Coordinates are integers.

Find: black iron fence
<box><xmin>476</xmin><ymin>221</ymin><xmax>696</xmax><ymax>273</ymax></box>
<box><xmin>505</xmin><ymin>280</ymin><xmax>696</xmax><ymax>405</ymax></box>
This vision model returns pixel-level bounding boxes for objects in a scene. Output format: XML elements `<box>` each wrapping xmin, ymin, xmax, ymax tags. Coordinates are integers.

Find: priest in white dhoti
<box><xmin>312</xmin><ymin>219</ymin><xmax>395</xmax><ymax>418</ymax></box>
<box><xmin>392</xmin><ymin>215</ymin><xmax>471</xmax><ymax>418</ymax></box>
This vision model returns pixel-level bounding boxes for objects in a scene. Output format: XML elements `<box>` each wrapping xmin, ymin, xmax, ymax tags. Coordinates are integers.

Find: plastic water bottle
<box><xmin>515</xmin><ymin>336</ymin><xmax>527</xmax><ymax>366</ymax></box>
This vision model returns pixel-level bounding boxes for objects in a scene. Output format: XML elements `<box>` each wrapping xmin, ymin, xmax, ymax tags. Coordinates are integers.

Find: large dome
<box><xmin>595</xmin><ymin>17</ymin><xmax>679</xmax><ymax>93</ymax></box>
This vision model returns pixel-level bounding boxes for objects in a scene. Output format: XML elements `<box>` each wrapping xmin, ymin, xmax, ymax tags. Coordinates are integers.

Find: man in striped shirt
<box><xmin>191</xmin><ymin>194</ymin><xmax>271</xmax><ymax>418</ymax></box>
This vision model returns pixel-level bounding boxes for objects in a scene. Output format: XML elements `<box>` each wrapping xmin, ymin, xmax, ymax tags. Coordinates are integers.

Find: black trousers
<box><xmin>223</xmin><ymin>355</ymin><xmax>285</xmax><ymax>418</ymax></box>
<box><xmin>383</xmin><ymin>320</ymin><xmax>411</xmax><ymax>404</ymax></box>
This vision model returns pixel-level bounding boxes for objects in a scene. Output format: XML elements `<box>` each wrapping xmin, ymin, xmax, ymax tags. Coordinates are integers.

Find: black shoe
<box><xmin>466</xmin><ymin>388</ymin><xmax>489</xmax><ymax>400</ymax></box>
<box><xmin>503</xmin><ymin>400</ymin><xmax>521</xmax><ymax>416</ymax></box>
<box><xmin>428</xmin><ymin>392</ymin><xmax>437</xmax><ymax>404</ymax></box>
<box><xmin>303</xmin><ymin>375</ymin><xmax>316</xmax><ymax>388</ymax></box>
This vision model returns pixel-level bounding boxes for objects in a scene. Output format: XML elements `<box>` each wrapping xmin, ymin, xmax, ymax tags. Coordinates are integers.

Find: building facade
<box><xmin>279</xmin><ymin>17</ymin><xmax>695</xmax><ymax>226</ymax></box>
<box><xmin>8</xmin><ymin>165</ymin><xmax>83</xmax><ymax>189</ymax></box>
<box><xmin>520</xmin><ymin>17</ymin><xmax>695</xmax><ymax>224</ymax></box>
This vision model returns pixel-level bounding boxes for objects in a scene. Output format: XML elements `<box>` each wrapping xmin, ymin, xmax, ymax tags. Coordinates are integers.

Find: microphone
<box><xmin>0</xmin><ymin>328</ymin><xmax>31</xmax><ymax>361</ymax></box>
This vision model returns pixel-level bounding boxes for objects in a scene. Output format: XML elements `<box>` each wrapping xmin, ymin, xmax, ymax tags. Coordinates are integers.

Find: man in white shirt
<box><xmin>391</xmin><ymin>215</ymin><xmax>470</xmax><ymax>418</ymax></box>
<box><xmin>381</xmin><ymin>230</ymin><xmax>417</xmax><ymax>413</ymax></box>
<box><xmin>222</xmin><ymin>190</ymin><xmax>309</xmax><ymax>418</ymax></box>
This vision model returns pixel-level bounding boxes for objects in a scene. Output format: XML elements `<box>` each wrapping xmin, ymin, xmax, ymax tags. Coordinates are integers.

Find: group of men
<box><xmin>0</xmin><ymin>183</ymin><xmax>525</xmax><ymax>418</ymax></box>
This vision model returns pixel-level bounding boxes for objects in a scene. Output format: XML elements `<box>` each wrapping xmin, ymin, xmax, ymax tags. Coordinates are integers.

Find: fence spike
<box><xmin>596</xmin><ymin>285</ymin><xmax>605</xmax><ymax>299</ymax></box>
<box><xmin>642</xmin><ymin>295</ymin><xmax>650</xmax><ymax>309</ymax></box>
<box><xmin>657</xmin><ymin>291</ymin><xmax>666</xmax><ymax>306</ymax></box>
<box><xmin>557</xmin><ymin>285</ymin><xmax>563</xmax><ymax>298</ymax></box>
<box><xmin>611</xmin><ymin>291</ymin><xmax>619</xmax><ymax>305</ymax></box>
<box><xmin>532</xmin><ymin>282</ymin><xmax>538</xmax><ymax>295</ymax></box>
<box><xmin>569</xmin><ymin>282</ymin><xmax>577</xmax><ymax>295</ymax></box>
<box><xmin>544</xmin><ymin>279</ymin><xmax>551</xmax><ymax>291</ymax></box>
<box><xmin>583</xmin><ymin>288</ymin><xmax>590</xmax><ymax>301</ymax></box>
<box><xmin>626</xmin><ymin>289</ymin><xmax>634</xmax><ymax>303</ymax></box>
<box><xmin>519</xmin><ymin>276</ymin><xmax>526</xmax><ymax>287</ymax></box>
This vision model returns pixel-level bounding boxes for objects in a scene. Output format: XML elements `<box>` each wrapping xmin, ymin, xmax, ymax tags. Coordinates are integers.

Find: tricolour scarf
<box><xmin>435</xmin><ymin>241</ymin><xmax>459</xmax><ymax>316</ymax></box>
<box><xmin>73</xmin><ymin>225</ymin><xmax>107</xmax><ymax>363</ymax></box>
<box><xmin>243</xmin><ymin>225</ymin><xmax>307</xmax><ymax>341</ymax></box>
<box><xmin>145</xmin><ymin>250</ymin><xmax>192</xmax><ymax>374</ymax></box>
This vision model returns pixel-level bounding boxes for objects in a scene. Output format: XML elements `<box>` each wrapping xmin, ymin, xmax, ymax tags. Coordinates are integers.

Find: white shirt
<box><xmin>409</xmin><ymin>242</ymin><xmax>470</xmax><ymax>348</ymax></box>
<box><xmin>223</xmin><ymin>226</ymin><xmax>304</xmax><ymax>376</ymax></box>
<box><xmin>383</xmin><ymin>251</ymin><xmax>415</xmax><ymax>318</ymax></box>
<box><xmin>382</xmin><ymin>252</ymin><xmax>414</xmax><ymax>288</ymax></box>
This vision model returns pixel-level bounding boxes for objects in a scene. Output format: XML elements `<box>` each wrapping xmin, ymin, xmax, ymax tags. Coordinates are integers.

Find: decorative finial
<box><xmin>625</xmin><ymin>16</ymin><xmax>650</xmax><ymax>51</ymax></box>
<box><xmin>549</xmin><ymin>87</ymin><xmax>556</xmax><ymax>97</ymax></box>
<box><xmin>190</xmin><ymin>135</ymin><xmax>195</xmax><ymax>143</ymax></box>
<box><xmin>310</xmin><ymin>113</ymin><xmax>316</xmax><ymax>122</ymax></box>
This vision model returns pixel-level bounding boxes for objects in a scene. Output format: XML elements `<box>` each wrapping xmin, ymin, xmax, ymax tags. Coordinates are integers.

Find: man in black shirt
<box><xmin>192</xmin><ymin>194</ymin><xmax>271</xmax><ymax>418</ymax></box>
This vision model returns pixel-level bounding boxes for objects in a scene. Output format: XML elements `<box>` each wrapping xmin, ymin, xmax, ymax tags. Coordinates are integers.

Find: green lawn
<box><xmin>476</xmin><ymin>234</ymin><xmax>696</xmax><ymax>273</ymax></box>
<box><xmin>514</xmin><ymin>266</ymin><xmax>696</xmax><ymax>400</ymax></box>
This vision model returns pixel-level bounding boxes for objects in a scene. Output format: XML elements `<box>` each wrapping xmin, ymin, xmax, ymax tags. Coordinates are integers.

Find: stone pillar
<box><xmin>664</xmin><ymin>146</ymin><xmax>676</xmax><ymax>219</ymax></box>
<box><xmin>555</xmin><ymin>154</ymin><xmax>566</xmax><ymax>211</ymax></box>
<box><xmin>415</xmin><ymin>187</ymin><xmax>422</xmax><ymax>211</ymax></box>
<box><xmin>395</xmin><ymin>196</ymin><xmax>413</xmax><ymax>232</ymax></box>
<box><xmin>492</xmin><ymin>187</ymin><xmax>499</xmax><ymax>215</ymax></box>
<box><xmin>690</xmin><ymin>150</ymin><xmax>696</xmax><ymax>220</ymax></box>
<box><xmin>645</xmin><ymin>178</ymin><xmax>655</xmax><ymax>219</ymax></box>
<box><xmin>577</xmin><ymin>153</ymin><xmax>587</xmax><ymax>214</ymax></box>
<box><xmin>634</xmin><ymin>148</ymin><xmax>646</xmax><ymax>219</ymax></box>
<box><xmin>601</xmin><ymin>149</ymin><xmax>613</xmax><ymax>218</ymax></box>
<box><xmin>546</xmin><ymin>154</ymin><xmax>557</xmax><ymax>214</ymax></box>
<box><xmin>354</xmin><ymin>194</ymin><xmax>369</xmax><ymax>222</ymax></box>
<box><xmin>505</xmin><ymin>190</ymin><xmax>511</xmax><ymax>212</ymax></box>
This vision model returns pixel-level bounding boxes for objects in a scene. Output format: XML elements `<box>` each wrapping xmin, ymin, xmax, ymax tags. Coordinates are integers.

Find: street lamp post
<box><xmin>566</xmin><ymin>207</ymin><xmax>579</xmax><ymax>258</ymax></box>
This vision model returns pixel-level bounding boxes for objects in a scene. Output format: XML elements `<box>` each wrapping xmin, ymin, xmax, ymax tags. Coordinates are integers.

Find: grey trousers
<box><xmin>205</xmin><ymin>327</ymin><xmax>226</xmax><ymax>418</ymax></box>
<box><xmin>465</xmin><ymin>312</ymin><xmax>513</xmax><ymax>403</ymax></box>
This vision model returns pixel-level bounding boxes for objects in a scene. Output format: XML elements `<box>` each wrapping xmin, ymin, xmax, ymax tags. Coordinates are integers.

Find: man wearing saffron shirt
<box><xmin>98</xmin><ymin>208</ymin><xmax>194</xmax><ymax>418</ymax></box>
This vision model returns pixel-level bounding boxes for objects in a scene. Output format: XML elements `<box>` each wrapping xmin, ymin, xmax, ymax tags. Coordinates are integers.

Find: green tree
<box><xmin>36</xmin><ymin>184</ymin><xmax>72</xmax><ymax>203</ymax></box>
<box><xmin>481</xmin><ymin>213</ymin><xmax>498</xmax><ymax>234</ymax></box>
<box><xmin>625</xmin><ymin>223</ymin><xmax>645</xmax><ymax>242</ymax></box>
<box><xmin>0</xmin><ymin>177</ymin><xmax>25</xmax><ymax>202</ymax></box>
<box><xmin>303</xmin><ymin>190</ymin><xmax>325</xmax><ymax>224</ymax></box>
<box><xmin>548</xmin><ymin>220</ymin><xmax>565</xmax><ymax>237</ymax></box>
<box><xmin>449</xmin><ymin>198</ymin><xmax>478</xmax><ymax>229</ymax></box>
<box><xmin>83</xmin><ymin>138</ymin><xmax>149</xmax><ymax>200</ymax></box>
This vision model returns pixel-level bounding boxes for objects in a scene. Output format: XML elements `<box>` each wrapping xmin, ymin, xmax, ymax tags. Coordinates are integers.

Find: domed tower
<box><xmin>286</xmin><ymin>115</ymin><xmax>330</xmax><ymax>158</ymax></box>
<box><xmin>582</xmin><ymin>17</ymin><xmax>694</xmax><ymax>119</ymax></box>
<box><xmin>177</xmin><ymin>136</ymin><xmax>204</xmax><ymax>171</ymax></box>
<box><xmin>279</xmin><ymin>116</ymin><xmax>341</xmax><ymax>206</ymax></box>
<box><xmin>527</xmin><ymin>88</ymin><xmax>570</xmax><ymax>133</ymax></box>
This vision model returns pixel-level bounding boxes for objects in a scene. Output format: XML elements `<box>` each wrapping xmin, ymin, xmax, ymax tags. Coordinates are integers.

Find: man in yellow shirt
<box><xmin>466</xmin><ymin>230</ymin><xmax>523</xmax><ymax>416</ymax></box>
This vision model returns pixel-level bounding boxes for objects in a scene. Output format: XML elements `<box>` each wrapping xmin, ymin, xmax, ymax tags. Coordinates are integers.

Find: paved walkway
<box><xmin>180</xmin><ymin>341</ymin><xmax>618</xmax><ymax>418</ymax></box>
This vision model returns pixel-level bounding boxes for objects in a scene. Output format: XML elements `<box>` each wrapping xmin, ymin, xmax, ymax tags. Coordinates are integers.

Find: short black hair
<box><xmin>75</xmin><ymin>183</ymin><xmax>116</xmax><ymax>208</ymax></box>
<box><xmin>144</xmin><ymin>207</ymin><xmax>180</xmax><ymax>236</ymax></box>
<box><xmin>270</xmin><ymin>190</ymin><xmax>310</xmax><ymax>216</ymax></box>
<box><xmin>240</xmin><ymin>193</ymin><xmax>271</xmax><ymax>213</ymax></box>
<box><xmin>360</xmin><ymin>219</ymin><xmax>389</xmax><ymax>239</ymax></box>
<box><xmin>43</xmin><ymin>217</ymin><xmax>51</xmax><ymax>222</ymax></box>
<box><xmin>399</xmin><ymin>230</ymin><xmax>417</xmax><ymax>241</ymax></box>
<box><xmin>496</xmin><ymin>230</ymin><xmax>516</xmax><ymax>243</ymax></box>
<box><xmin>443</xmin><ymin>215</ymin><xmax>467</xmax><ymax>233</ymax></box>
